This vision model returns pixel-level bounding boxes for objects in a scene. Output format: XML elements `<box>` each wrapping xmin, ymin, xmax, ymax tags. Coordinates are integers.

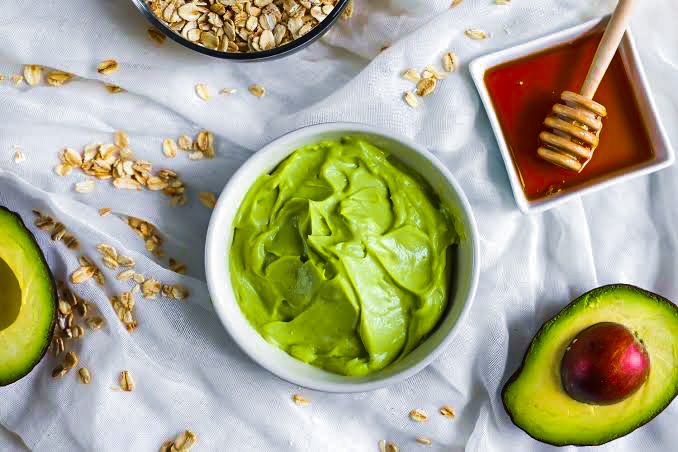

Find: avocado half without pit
<box><xmin>503</xmin><ymin>284</ymin><xmax>678</xmax><ymax>446</ymax></box>
<box><xmin>0</xmin><ymin>206</ymin><xmax>57</xmax><ymax>386</ymax></box>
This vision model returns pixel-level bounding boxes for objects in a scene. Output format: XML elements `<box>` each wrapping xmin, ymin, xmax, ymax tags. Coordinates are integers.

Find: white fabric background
<box><xmin>0</xmin><ymin>0</ymin><xmax>677</xmax><ymax>450</ymax></box>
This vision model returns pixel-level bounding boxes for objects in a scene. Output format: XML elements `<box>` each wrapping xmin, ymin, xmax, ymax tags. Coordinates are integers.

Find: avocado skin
<box><xmin>0</xmin><ymin>206</ymin><xmax>57</xmax><ymax>386</ymax></box>
<box><xmin>501</xmin><ymin>284</ymin><xmax>678</xmax><ymax>447</ymax></box>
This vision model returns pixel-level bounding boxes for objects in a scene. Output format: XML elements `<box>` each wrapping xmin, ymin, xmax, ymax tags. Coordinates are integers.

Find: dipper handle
<box><xmin>580</xmin><ymin>0</ymin><xmax>639</xmax><ymax>99</ymax></box>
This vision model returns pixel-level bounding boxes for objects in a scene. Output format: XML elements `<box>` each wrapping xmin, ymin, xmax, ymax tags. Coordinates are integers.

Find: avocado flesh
<box><xmin>0</xmin><ymin>207</ymin><xmax>56</xmax><ymax>386</ymax></box>
<box><xmin>503</xmin><ymin>284</ymin><xmax>678</xmax><ymax>446</ymax></box>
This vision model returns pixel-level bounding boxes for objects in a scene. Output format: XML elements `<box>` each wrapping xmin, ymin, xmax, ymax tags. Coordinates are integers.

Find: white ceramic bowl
<box><xmin>205</xmin><ymin>123</ymin><xmax>479</xmax><ymax>392</ymax></box>
<box><xmin>470</xmin><ymin>16</ymin><xmax>675</xmax><ymax>214</ymax></box>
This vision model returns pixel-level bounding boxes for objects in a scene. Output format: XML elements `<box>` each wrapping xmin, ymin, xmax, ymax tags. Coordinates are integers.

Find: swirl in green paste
<box><xmin>230</xmin><ymin>137</ymin><xmax>458</xmax><ymax>376</ymax></box>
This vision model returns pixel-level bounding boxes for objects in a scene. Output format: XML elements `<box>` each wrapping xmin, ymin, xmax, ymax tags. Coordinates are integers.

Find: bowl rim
<box><xmin>205</xmin><ymin>122</ymin><xmax>480</xmax><ymax>392</ymax></box>
<box><xmin>469</xmin><ymin>15</ymin><xmax>675</xmax><ymax>214</ymax></box>
<box><xmin>129</xmin><ymin>0</ymin><xmax>350</xmax><ymax>62</ymax></box>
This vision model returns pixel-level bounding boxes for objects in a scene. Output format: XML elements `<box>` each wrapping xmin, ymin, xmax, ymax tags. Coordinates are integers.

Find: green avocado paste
<box><xmin>229</xmin><ymin>137</ymin><xmax>459</xmax><ymax>376</ymax></box>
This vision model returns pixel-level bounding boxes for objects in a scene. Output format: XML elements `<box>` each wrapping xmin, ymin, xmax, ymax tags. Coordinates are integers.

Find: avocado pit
<box><xmin>0</xmin><ymin>255</ymin><xmax>22</xmax><ymax>331</ymax></box>
<box><xmin>561</xmin><ymin>322</ymin><xmax>650</xmax><ymax>405</ymax></box>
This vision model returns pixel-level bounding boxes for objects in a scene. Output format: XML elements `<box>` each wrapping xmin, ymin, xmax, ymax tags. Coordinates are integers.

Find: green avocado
<box><xmin>502</xmin><ymin>284</ymin><xmax>678</xmax><ymax>446</ymax></box>
<box><xmin>0</xmin><ymin>206</ymin><xmax>57</xmax><ymax>386</ymax></box>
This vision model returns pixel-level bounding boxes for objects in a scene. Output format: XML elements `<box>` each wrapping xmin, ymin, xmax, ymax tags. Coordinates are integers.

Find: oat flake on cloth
<box><xmin>1</xmin><ymin>0</ymin><xmax>677</xmax><ymax>451</ymax></box>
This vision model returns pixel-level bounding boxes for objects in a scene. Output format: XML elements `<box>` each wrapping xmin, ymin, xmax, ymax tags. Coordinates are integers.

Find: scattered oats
<box><xmin>86</xmin><ymin>316</ymin><xmax>105</xmax><ymax>330</ymax></box>
<box><xmin>52</xmin><ymin>365</ymin><xmax>68</xmax><ymax>379</ymax></box>
<box><xmin>402</xmin><ymin>68</ymin><xmax>420</xmax><ymax>82</ymax></box>
<box><xmin>443</xmin><ymin>52</ymin><xmax>458</xmax><ymax>73</ymax></box>
<box><xmin>174</xmin><ymin>431</ymin><xmax>197</xmax><ymax>450</ymax></box>
<box><xmin>75</xmin><ymin>302</ymin><xmax>88</xmax><ymax>318</ymax></box>
<box><xmin>95</xmin><ymin>270</ymin><xmax>105</xmax><ymax>287</ymax></box>
<box><xmin>103</xmin><ymin>255</ymin><xmax>120</xmax><ymax>270</ymax></box>
<box><xmin>62</xmin><ymin>147</ymin><xmax>83</xmax><ymax>166</ymax></box>
<box><xmin>114</xmin><ymin>130</ymin><xmax>129</xmax><ymax>149</ymax></box>
<box><xmin>64</xmin><ymin>351</ymin><xmax>79</xmax><ymax>369</ymax></box>
<box><xmin>440</xmin><ymin>405</ymin><xmax>456</xmax><ymax>418</ymax></box>
<box><xmin>79</xmin><ymin>256</ymin><xmax>95</xmax><ymax>267</ymax></box>
<box><xmin>404</xmin><ymin>91</ymin><xmax>418</xmax><ymax>108</ymax></box>
<box><xmin>189</xmin><ymin>151</ymin><xmax>204</xmax><ymax>160</ymax></box>
<box><xmin>72</xmin><ymin>324</ymin><xmax>85</xmax><ymax>339</ymax></box>
<box><xmin>11</xmin><ymin>75</ymin><xmax>24</xmax><ymax>85</ymax></box>
<box><xmin>142</xmin><ymin>278</ymin><xmax>162</xmax><ymax>298</ymax></box>
<box><xmin>96</xmin><ymin>244</ymin><xmax>117</xmax><ymax>259</ymax></box>
<box><xmin>198</xmin><ymin>191</ymin><xmax>217</xmax><ymax>209</ymax></box>
<box><xmin>425</xmin><ymin>65</ymin><xmax>448</xmax><ymax>80</ymax></box>
<box><xmin>220</xmin><ymin>88</ymin><xmax>237</xmax><ymax>95</ymax></box>
<box><xmin>14</xmin><ymin>149</ymin><xmax>25</xmax><ymax>163</ymax></box>
<box><xmin>132</xmin><ymin>273</ymin><xmax>145</xmax><ymax>284</ymax></box>
<box><xmin>113</xmin><ymin>177</ymin><xmax>141</xmax><ymax>190</ymax></box>
<box><xmin>55</xmin><ymin>163</ymin><xmax>73</xmax><ymax>177</ymax></box>
<box><xmin>97</xmin><ymin>59</ymin><xmax>119</xmax><ymax>74</ymax></box>
<box><xmin>161</xmin><ymin>284</ymin><xmax>173</xmax><ymax>297</ymax></box>
<box><xmin>51</xmin><ymin>223</ymin><xmax>66</xmax><ymax>241</ymax></box>
<box><xmin>23</xmin><ymin>65</ymin><xmax>42</xmax><ymax>86</ymax></box>
<box><xmin>177</xmin><ymin>134</ymin><xmax>193</xmax><ymax>150</ymax></box>
<box><xmin>58</xmin><ymin>299</ymin><xmax>72</xmax><ymax>316</ymax></box>
<box><xmin>416</xmin><ymin>78</ymin><xmax>436</xmax><ymax>97</ymax></box>
<box><xmin>46</xmin><ymin>71</ymin><xmax>74</xmax><ymax>86</ymax></box>
<box><xmin>169</xmin><ymin>258</ymin><xmax>187</xmax><ymax>275</ymax></box>
<box><xmin>78</xmin><ymin>368</ymin><xmax>91</xmax><ymax>384</ymax></box>
<box><xmin>159</xmin><ymin>440</ymin><xmax>174</xmax><ymax>452</ymax></box>
<box><xmin>416</xmin><ymin>437</ymin><xmax>433</xmax><ymax>445</ymax></box>
<box><xmin>195</xmin><ymin>83</ymin><xmax>210</xmax><ymax>101</ymax></box>
<box><xmin>171</xmin><ymin>284</ymin><xmax>190</xmax><ymax>300</ymax></box>
<box><xmin>163</xmin><ymin>139</ymin><xmax>178</xmax><ymax>158</ymax></box>
<box><xmin>117</xmin><ymin>255</ymin><xmax>135</xmax><ymax>268</ymax></box>
<box><xmin>126</xmin><ymin>320</ymin><xmax>139</xmax><ymax>333</ymax></box>
<box><xmin>74</xmin><ymin>180</ymin><xmax>96</xmax><ymax>193</ymax></box>
<box><xmin>117</xmin><ymin>269</ymin><xmax>136</xmax><ymax>281</ymax></box>
<box><xmin>99</xmin><ymin>207</ymin><xmax>112</xmax><ymax>216</ymax></box>
<box><xmin>147</xmin><ymin>176</ymin><xmax>169</xmax><ymax>191</ymax></box>
<box><xmin>63</xmin><ymin>234</ymin><xmax>80</xmax><ymax>251</ymax></box>
<box><xmin>35</xmin><ymin>215</ymin><xmax>54</xmax><ymax>230</ymax></box>
<box><xmin>385</xmin><ymin>441</ymin><xmax>399</xmax><ymax>452</ymax></box>
<box><xmin>465</xmin><ymin>28</ymin><xmax>489</xmax><ymax>40</ymax></box>
<box><xmin>409</xmin><ymin>409</ymin><xmax>429</xmax><ymax>422</ymax></box>
<box><xmin>343</xmin><ymin>0</ymin><xmax>354</xmax><ymax>19</ymax></box>
<box><xmin>196</xmin><ymin>130</ymin><xmax>214</xmax><ymax>156</ymax></box>
<box><xmin>120</xmin><ymin>370</ymin><xmax>135</xmax><ymax>391</ymax></box>
<box><xmin>147</xmin><ymin>27</ymin><xmax>167</xmax><ymax>45</ymax></box>
<box><xmin>104</xmin><ymin>83</ymin><xmax>124</xmax><ymax>93</ymax></box>
<box><xmin>292</xmin><ymin>394</ymin><xmax>310</xmax><ymax>406</ymax></box>
<box><xmin>51</xmin><ymin>337</ymin><xmax>64</xmax><ymax>357</ymax></box>
<box><xmin>378</xmin><ymin>440</ymin><xmax>386</xmax><ymax>452</ymax></box>
<box><xmin>70</xmin><ymin>265</ymin><xmax>95</xmax><ymax>284</ymax></box>
<box><xmin>451</xmin><ymin>0</ymin><xmax>463</xmax><ymax>7</ymax></box>
<box><xmin>248</xmin><ymin>84</ymin><xmax>266</xmax><ymax>97</ymax></box>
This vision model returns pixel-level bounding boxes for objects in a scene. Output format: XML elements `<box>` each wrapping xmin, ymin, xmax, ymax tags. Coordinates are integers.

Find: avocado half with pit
<box><xmin>0</xmin><ymin>206</ymin><xmax>56</xmax><ymax>386</ymax></box>
<box><xmin>503</xmin><ymin>284</ymin><xmax>678</xmax><ymax>446</ymax></box>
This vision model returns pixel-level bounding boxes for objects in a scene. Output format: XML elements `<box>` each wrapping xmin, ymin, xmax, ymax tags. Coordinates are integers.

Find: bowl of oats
<box><xmin>205</xmin><ymin>122</ymin><xmax>479</xmax><ymax>392</ymax></box>
<box><xmin>134</xmin><ymin>0</ymin><xmax>351</xmax><ymax>61</ymax></box>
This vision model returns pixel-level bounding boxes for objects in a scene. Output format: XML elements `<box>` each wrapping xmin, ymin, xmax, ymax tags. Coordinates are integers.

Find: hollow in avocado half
<box><xmin>503</xmin><ymin>284</ymin><xmax>678</xmax><ymax>446</ymax></box>
<box><xmin>0</xmin><ymin>206</ymin><xmax>57</xmax><ymax>386</ymax></box>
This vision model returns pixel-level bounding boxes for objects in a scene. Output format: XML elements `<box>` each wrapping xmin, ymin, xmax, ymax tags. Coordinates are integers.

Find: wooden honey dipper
<box><xmin>537</xmin><ymin>0</ymin><xmax>638</xmax><ymax>172</ymax></box>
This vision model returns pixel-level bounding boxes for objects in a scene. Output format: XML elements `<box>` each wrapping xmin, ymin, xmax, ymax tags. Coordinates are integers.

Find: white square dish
<box><xmin>469</xmin><ymin>16</ymin><xmax>675</xmax><ymax>214</ymax></box>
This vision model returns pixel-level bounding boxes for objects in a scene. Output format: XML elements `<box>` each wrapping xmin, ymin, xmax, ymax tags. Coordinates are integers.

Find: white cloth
<box><xmin>1</xmin><ymin>0</ymin><xmax>677</xmax><ymax>450</ymax></box>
